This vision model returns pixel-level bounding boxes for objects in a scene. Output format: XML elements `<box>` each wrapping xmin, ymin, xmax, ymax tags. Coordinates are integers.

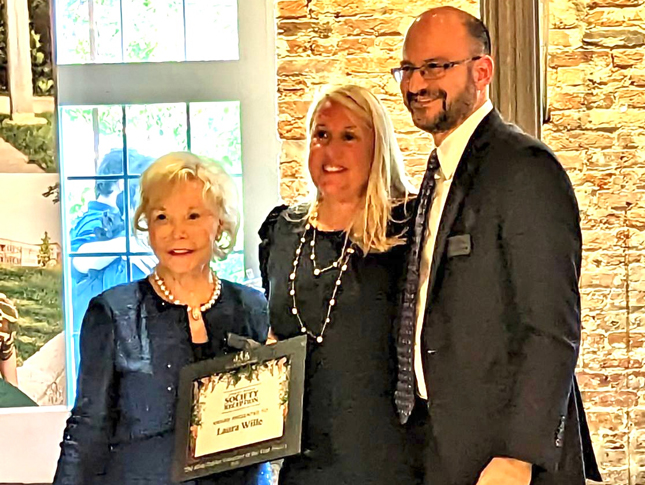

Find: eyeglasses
<box><xmin>391</xmin><ymin>56</ymin><xmax>482</xmax><ymax>83</ymax></box>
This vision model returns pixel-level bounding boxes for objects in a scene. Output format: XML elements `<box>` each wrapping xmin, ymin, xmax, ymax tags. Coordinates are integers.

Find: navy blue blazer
<box><xmin>53</xmin><ymin>278</ymin><xmax>271</xmax><ymax>485</ymax></box>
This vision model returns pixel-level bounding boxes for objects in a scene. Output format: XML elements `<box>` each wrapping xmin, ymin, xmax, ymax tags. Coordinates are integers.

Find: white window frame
<box><xmin>56</xmin><ymin>1</ymin><xmax>280</xmax><ymax>273</ymax></box>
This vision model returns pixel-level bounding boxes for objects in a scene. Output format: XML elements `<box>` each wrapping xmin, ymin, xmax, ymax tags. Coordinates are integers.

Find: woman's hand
<box><xmin>266</xmin><ymin>328</ymin><xmax>279</xmax><ymax>345</ymax></box>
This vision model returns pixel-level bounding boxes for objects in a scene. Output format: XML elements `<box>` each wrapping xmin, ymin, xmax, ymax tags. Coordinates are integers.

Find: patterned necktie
<box><xmin>395</xmin><ymin>149</ymin><xmax>441</xmax><ymax>424</ymax></box>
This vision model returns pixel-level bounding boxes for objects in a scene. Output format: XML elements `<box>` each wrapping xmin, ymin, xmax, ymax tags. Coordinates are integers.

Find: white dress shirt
<box><xmin>414</xmin><ymin>100</ymin><xmax>494</xmax><ymax>399</ymax></box>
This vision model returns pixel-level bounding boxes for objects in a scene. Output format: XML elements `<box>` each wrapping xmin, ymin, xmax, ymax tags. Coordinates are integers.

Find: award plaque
<box><xmin>172</xmin><ymin>335</ymin><xmax>306</xmax><ymax>482</ymax></box>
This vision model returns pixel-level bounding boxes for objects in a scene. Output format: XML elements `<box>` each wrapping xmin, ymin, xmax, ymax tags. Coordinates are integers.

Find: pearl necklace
<box><xmin>307</xmin><ymin>209</ymin><xmax>351</xmax><ymax>276</ymax></box>
<box><xmin>309</xmin><ymin>226</ymin><xmax>350</xmax><ymax>276</ymax></box>
<box><xmin>289</xmin><ymin>220</ymin><xmax>355</xmax><ymax>344</ymax></box>
<box><xmin>153</xmin><ymin>270</ymin><xmax>222</xmax><ymax>320</ymax></box>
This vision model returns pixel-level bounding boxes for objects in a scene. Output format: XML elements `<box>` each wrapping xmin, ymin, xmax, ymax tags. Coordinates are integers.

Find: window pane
<box><xmin>122</xmin><ymin>0</ymin><xmax>184</xmax><ymax>62</ymax></box>
<box><xmin>130</xmin><ymin>256</ymin><xmax>156</xmax><ymax>281</ymax></box>
<box><xmin>93</xmin><ymin>0</ymin><xmax>123</xmax><ymax>63</ymax></box>
<box><xmin>189</xmin><ymin>102</ymin><xmax>241</xmax><ymax>175</ymax></box>
<box><xmin>67</xmin><ymin>251</ymin><xmax>128</xmax><ymax>397</ymax></box>
<box><xmin>213</xmin><ymin>252</ymin><xmax>244</xmax><ymax>283</ymax></box>
<box><xmin>232</xmin><ymin>176</ymin><xmax>244</xmax><ymax>252</ymax></box>
<box><xmin>185</xmin><ymin>0</ymin><xmax>239</xmax><ymax>61</ymax></box>
<box><xmin>55</xmin><ymin>0</ymin><xmax>91</xmax><ymax>64</ymax></box>
<box><xmin>68</xmin><ymin>255</ymin><xmax>128</xmax><ymax>334</ymax></box>
<box><xmin>55</xmin><ymin>0</ymin><xmax>241</xmax><ymax>64</ymax></box>
<box><xmin>70</xmin><ymin>332</ymin><xmax>81</xmax><ymax>382</ymax></box>
<box><xmin>59</xmin><ymin>106</ymin><xmax>124</xmax><ymax>177</ymax></box>
<box><xmin>125</xmin><ymin>104</ymin><xmax>188</xmax><ymax>169</ymax></box>
<box><xmin>66</xmin><ymin>178</ymin><xmax>129</xmax><ymax>253</ymax></box>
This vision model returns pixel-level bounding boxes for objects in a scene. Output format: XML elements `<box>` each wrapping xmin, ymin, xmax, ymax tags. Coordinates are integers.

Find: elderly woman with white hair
<box><xmin>54</xmin><ymin>152</ymin><xmax>272</xmax><ymax>485</ymax></box>
<box><xmin>259</xmin><ymin>85</ymin><xmax>420</xmax><ymax>484</ymax></box>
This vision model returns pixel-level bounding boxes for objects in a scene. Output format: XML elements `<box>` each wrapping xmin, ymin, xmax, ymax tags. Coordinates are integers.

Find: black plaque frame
<box><xmin>172</xmin><ymin>335</ymin><xmax>306</xmax><ymax>482</ymax></box>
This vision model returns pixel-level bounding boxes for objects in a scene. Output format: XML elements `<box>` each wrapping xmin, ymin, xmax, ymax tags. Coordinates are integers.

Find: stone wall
<box><xmin>547</xmin><ymin>1</ymin><xmax>645</xmax><ymax>484</ymax></box>
<box><xmin>275</xmin><ymin>0</ymin><xmax>645</xmax><ymax>483</ymax></box>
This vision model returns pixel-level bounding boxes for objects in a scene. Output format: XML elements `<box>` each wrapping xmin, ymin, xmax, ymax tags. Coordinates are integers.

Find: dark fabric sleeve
<box><xmin>258</xmin><ymin>204</ymin><xmax>288</xmax><ymax>298</ymax></box>
<box><xmin>53</xmin><ymin>297</ymin><xmax>117</xmax><ymax>485</ymax></box>
<box><xmin>246</xmin><ymin>288</ymin><xmax>270</xmax><ymax>345</ymax></box>
<box><xmin>497</xmin><ymin>148</ymin><xmax>582</xmax><ymax>473</ymax></box>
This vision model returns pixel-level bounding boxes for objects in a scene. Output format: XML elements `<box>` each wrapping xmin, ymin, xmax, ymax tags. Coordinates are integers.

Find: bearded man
<box><xmin>392</xmin><ymin>7</ymin><xmax>602</xmax><ymax>485</ymax></box>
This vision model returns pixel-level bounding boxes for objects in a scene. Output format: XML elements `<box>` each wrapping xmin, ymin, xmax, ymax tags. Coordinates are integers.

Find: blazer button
<box><xmin>167</xmin><ymin>386</ymin><xmax>173</xmax><ymax>392</ymax></box>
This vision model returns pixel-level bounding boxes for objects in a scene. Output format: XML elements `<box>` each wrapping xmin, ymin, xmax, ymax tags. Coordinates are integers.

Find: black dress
<box><xmin>53</xmin><ymin>278</ymin><xmax>273</xmax><ymax>485</ymax></box>
<box><xmin>259</xmin><ymin>204</ymin><xmax>420</xmax><ymax>485</ymax></box>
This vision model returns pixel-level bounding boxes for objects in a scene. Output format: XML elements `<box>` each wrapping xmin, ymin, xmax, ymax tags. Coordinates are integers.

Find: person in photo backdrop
<box><xmin>55</xmin><ymin>152</ymin><xmax>272</xmax><ymax>485</ymax></box>
<box><xmin>69</xmin><ymin>148</ymin><xmax>156</xmax><ymax>363</ymax></box>
<box><xmin>391</xmin><ymin>7</ymin><xmax>601</xmax><ymax>485</ymax></box>
<box><xmin>259</xmin><ymin>84</ymin><xmax>422</xmax><ymax>484</ymax></box>
<box><xmin>0</xmin><ymin>293</ymin><xmax>19</xmax><ymax>386</ymax></box>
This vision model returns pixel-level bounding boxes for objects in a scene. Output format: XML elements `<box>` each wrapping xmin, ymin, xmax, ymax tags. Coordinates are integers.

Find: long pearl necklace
<box><xmin>289</xmin><ymin>218</ymin><xmax>355</xmax><ymax>344</ymax></box>
<box><xmin>153</xmin><ymin>270</ymin><xmax>222</xmax><ymax>320</ymax></box>
<box><xmin>309</xmin><ymin>226</ymin><xmax>349</xmax><ymax>276</ymax></box>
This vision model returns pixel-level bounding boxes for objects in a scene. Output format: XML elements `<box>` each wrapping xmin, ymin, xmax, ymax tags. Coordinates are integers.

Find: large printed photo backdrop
<box><xmin>0</xmin><ymin>0</ymin><xmax>62</xmax><ymax>407</ymax></box>
<box><xmin>1</xmin><ymin>0</ymin><xmax>251</xmax><ymax>408</ymax></box>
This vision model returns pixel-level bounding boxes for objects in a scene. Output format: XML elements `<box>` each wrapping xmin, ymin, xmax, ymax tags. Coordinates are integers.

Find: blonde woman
<box><xmin>54</xmin><ymin>152</ymin><xmax>272</xmax><ymax>485</ymax></box>
<box><xmin>259</xmin><ymin>85</ymin><xmax>420</xmax><ymax>484</ymax></box>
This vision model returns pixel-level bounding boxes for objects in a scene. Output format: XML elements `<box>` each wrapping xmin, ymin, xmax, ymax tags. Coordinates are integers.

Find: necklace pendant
<box><xmin>316</xmin><ymin>336</ymin><xmax>323</xmax><ymax>344</ymax></box>
<box><xmin>190</xmin><ymin>307</ymin><xmax>201</xmax><ymax>320</ymax></box>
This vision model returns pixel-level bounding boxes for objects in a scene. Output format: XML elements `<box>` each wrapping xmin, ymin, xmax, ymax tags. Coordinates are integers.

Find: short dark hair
<box><xmin>95</xmin><ymin>148</ymin><xmax>153</xmax><ymax>198</ymax></box>
<box><xmin>463</xmin><ymin>15</ymin><xmax>491</xmax><ymax>56</ymax></box>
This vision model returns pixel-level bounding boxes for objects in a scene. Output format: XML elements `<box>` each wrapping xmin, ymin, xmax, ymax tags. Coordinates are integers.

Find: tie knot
<box><xmin>428</xmin><ymin>149</ymin><xmax>440</xmax><ymax>173</ymax></box>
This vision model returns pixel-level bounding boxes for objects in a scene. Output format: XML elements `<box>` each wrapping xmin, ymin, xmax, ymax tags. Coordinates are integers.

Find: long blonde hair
<box><xmin>302</xmin><ymin>84</ymin><xmax>414</xmax><ymax>253</ymax></box>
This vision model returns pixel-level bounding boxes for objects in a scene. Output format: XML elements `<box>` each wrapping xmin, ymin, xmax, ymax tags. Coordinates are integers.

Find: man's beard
<box><xmin>407</xmin><ymin>81</ymin><xmax>477</xmax><ymax>135</ymax></box>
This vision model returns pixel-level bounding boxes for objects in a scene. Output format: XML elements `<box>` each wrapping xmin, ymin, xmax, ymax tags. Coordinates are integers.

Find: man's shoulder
<box><xmin>484</xmin><ymin>115</ymin><xmax>552</xmax><ymax>157</ymax></box>
<box><xmin>479</xmin><ymin>118</ymin><xmax>564</xmax><ymax>178</ymax></box>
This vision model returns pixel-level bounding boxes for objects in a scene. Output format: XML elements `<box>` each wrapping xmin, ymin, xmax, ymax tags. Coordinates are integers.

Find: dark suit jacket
<box><xmin>414</xmin><ymin>110</ymin><xmax>601</xmax><ymax>485</ymax></box>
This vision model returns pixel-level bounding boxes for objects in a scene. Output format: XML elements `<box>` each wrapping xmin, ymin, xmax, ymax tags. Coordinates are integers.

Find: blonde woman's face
<box><xmin>308</xmin><ymin>100</ymin><xmax>374</xmax><ymax>203</ymax></box>
<box><xmin>147</xmin><ymin>179</ymin><xmax>220</xmax><ymax>277</ymax></box>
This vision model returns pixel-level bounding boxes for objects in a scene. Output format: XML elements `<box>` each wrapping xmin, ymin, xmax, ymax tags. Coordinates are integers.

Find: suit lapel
<box><xmin>426</xmin><ymin>110</ymin><xmax>502</xmax><ymax>300</ymax></box>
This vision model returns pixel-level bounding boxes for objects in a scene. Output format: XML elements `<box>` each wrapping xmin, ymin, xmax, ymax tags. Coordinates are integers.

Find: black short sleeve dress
<box><xmin>258</xmin><ymin>202</ymin><xmax>421</xmax><ymax>485</ymax></box>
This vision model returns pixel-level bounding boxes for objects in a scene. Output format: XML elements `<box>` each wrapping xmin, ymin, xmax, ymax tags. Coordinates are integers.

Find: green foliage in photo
<box><xmin>0</xmin><ymin>264</ymin><xmax>63</xmax><ymax>365</ymax></box>
<box><xmin>0</xmin><ymin>0</ymin><xmax>54</xmax><ymax>96</ymax></box>
<box><xmin>0</xmin><ymin>112</ymin><xmax>56</xmax><ymax>172</ymax></box>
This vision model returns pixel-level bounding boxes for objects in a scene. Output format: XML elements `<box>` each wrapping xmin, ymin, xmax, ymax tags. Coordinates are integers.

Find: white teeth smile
<box><xmin>323</xmin><ymin>165</ymin><xmax>345</xmax><ymax>173</ymax></box>
<box><xmin>170</xmin><ymin>249</ymin><xmax>191</xmax><ymax>254</ymax></box>
<box><xmin>414</xmin><ymin>98</ymin><xmax>438</xmax><ymax>105</ymax></box>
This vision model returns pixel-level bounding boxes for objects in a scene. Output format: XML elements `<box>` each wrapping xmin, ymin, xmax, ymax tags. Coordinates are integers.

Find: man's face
<box><xmin>400</xmin><ymin>16</ymin><xmax>480</xmax><ymax>136</ymax></box>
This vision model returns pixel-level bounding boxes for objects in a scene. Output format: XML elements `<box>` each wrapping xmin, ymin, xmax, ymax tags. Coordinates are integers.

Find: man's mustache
<box><xmin>406</xmin><ymin>89</ymin><xmax>447</xmax><ymax>107</ymax></box>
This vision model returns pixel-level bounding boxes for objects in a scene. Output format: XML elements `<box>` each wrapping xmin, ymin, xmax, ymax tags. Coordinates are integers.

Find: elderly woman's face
<box><xmin>147</xmin><ymin>179</ymin><xmax>219</xmax><ymax>276</ymax></box>
<box><xmin>308</xmin><ymin>100</ymin><xmax>374</xmax><ymax>203</ymax></box>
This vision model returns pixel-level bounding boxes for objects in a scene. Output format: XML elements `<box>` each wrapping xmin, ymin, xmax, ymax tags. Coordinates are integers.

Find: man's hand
<box><xmin>475</xmin><ymin>457</ymin><xmax>532</xmax><ymax>485</ymax></box>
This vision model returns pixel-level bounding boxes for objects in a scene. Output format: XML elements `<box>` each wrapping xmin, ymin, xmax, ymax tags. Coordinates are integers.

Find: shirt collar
<box><xmin>436</xmin><ymin>99</ymin><xmax>493</xmax><ymax>181</ymax></box>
